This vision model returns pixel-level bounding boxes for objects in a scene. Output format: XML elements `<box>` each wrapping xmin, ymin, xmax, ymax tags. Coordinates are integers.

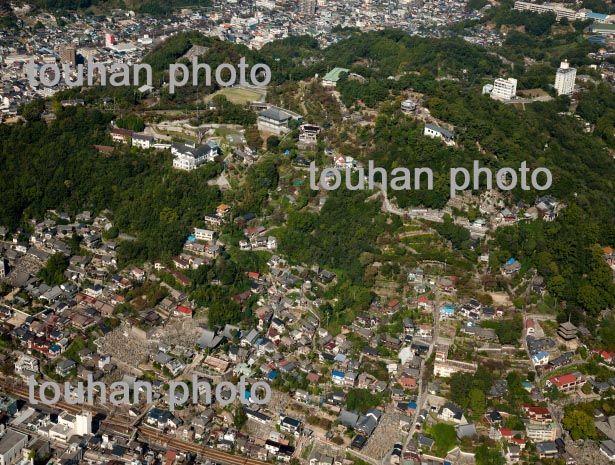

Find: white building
<box><xmin>525</xmin><ymin>423</ymin><xmax>556</xmax><ymax>441</ymax></box>
<box><xmin>433</xmin><ymin>360</ymin><xmax>478</xmax><ymax>377</ymax></box>
<box><xmin>491</xmin><ymin>78</ymin><xmax>517</xmax><ymax>100</ymax></box>
<box><xmin>75</xmin><ymin>411</ymin><xmax>93</xmax><ymax>436</ymax></box>
<box><xmin>0</xmin><ymin>430</ymin><xmax>28</xmax><ymax>465</ymax></box>
<box><xmin>14</xmin><ymin>355</ymin><xmax>39</xmax><ymax>374</ymax></box>
<box><xmin>424</xmin><ymin>123</ymin><xmax>455</xmax><ymax>146</ymax></box>
<box><xmin>554</xmin><ymin>60</ymin><xmax>576</xmax><ymax>96</ymax></box>
<box><xmin>298</xmin><ymin>124</ymin><xmax>320</xmax><ymax>145</ymax></box>
<box><xmin>193</xmin><ymin>228</ymin><xmax>215</xmax><ymax>242</ymax></box>
<box><xmin>171</xmin><ymin>141</ymin><xmax>218</xmax><ymax>171</ymax></box>
<box><xmin>255</xmin><ymin>0</ymin><xmax>276</xmax><ymax>8</ymax></box>
<box><xmin>513</xmin><ymin>1</ymin><xmax>581</xmax><ymax>21</ymax></box>
<box><xmin>138</xmin><ymin>35</ymin><xmax>153</xmax><ymax>45</ymax></box>
<box><xmin>132</xmin><ymin>133</ymin><xmax>154</xmax><ymax>149</ymax></box>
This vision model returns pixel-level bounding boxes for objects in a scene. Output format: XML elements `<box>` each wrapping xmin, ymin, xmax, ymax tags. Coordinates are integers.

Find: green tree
<box><xmin>430</xmin><ymin>423</ymin><xmax>458</xmax><ymax>457</ymax></box>
<box><xmin>267</xmin><ymin>135</ymin><xmax>280</xmax><ymax>150</ymax></box>
<box><xmin>475</xmin><ymin>443</ymin><xmax>505</xmax><ymax>465</ymax></box>
<box><xmin>449</xmin><ymin>372</ymin><xmax>473</xmax><ymax>407</ymax></box>
<box><xmin>562</xmin><ymin>408</ymin><xmax>596</xmax><ymax>440</ymax></box>
<box><xmin>468</xmin><ymin>388</ymin><xmax>486</xmax><ymax>415</ymax></box>
<box><xmin>116</xmin><ymin>114</ymin><xmax>145</xmax><ymax>132</ymax></box>
<box><xmin>234</xmin><ymin>404</ymin><xmax>247</xmax><ymax>429</ymax></box>
<box><xmin>547</xmin><ymin>385</ymin><xmax>560</xmax><ymax>401</ymax></box>
<box><xmin>37</xmin><ymin>253</ymin><xmax>69</xmax><ymax>286</ymax></box>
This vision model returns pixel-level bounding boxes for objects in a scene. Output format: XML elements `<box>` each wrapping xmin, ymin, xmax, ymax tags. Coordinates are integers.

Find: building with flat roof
<box><xmin>0</xmin><ymin>430</ymin><xmax>28</xmax><ymax>465</ymax></box>
<box><xmin>513</xmin><ymin>1</ymin><xmax>581</xmax><ymax>21</ymax></box>
<box><xmin>59</xmin><ymin>45</ymin><xmax>76</xmax><ymax>65</ymax></box>
<box><xmin>491</xmin><ymin>77</ymin><xmax>517</xmax><ymax>100</ymax></box>
<box><xmin>554</xmin><ymin>60</ymin><xmax>576</xmax><ymax>96</ymax></box>
<box><xmin>526</xmin><ymin>423</ymin><xmax>557</xmax><ymax>441</ymax></box>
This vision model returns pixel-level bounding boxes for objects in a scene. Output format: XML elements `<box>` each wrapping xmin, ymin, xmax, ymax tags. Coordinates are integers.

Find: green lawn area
<box><xmin>541</xmin><ymin>320</ymin><xmax>558</xmax><ymax>337</ymax></box>
<box><xmin>402</xmin><ymin>234</ymin><xmax>433</xmax><ymax>244</ymax></box>
<box><xmin>206</xmin><ymin>87</ymin><xmax>264</xmax><ymax>105</ymax></box>
<box><xmin>427</xmin><ymin>423</ymin><xmax>458</xmax><ymax>457</ymax></box>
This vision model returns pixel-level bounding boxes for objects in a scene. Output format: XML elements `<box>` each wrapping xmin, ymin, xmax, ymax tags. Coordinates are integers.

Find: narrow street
<box><xmin>400</xmin><ymin>298</ymin><xmax>441</xmax><ymax>456</ymax></box>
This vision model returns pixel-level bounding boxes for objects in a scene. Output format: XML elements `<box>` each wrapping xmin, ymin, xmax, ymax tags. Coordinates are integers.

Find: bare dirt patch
<box><xmin>488</xmin><ymin>291</ymin><xmax>512</xmax><ymax>307</ymax></box>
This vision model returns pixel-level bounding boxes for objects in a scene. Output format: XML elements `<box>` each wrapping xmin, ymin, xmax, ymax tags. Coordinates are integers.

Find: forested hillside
<box><xmin>0</xmin><ymin>105</ymin><xmax>222</xmax><ymax>261</ymax></box>
<box><xmin>4</xmin><ymin>29</ymin><xmax>615</xmax><ymax>319</ymax></box>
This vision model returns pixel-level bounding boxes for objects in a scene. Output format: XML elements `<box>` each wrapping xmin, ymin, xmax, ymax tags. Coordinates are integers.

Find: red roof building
<box><xmin>545</xmin><ymin>373</ymin><xmax>585</xmax><ymax>393</ymax></box>
<box><xmin>174</xmin><ymin>305</ymin><xmax>192</xmax><ymax>317</ymax></box>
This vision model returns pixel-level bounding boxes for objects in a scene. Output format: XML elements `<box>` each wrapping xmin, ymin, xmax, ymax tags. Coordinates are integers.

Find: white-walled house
<box><xmin>172</xmin><ymin>141</ymin><xmax>218</xmax><ymax>170</ymax></box>
<box><xmin>424</xmin><ymin>123</ymin><xmax>455</xmax><ymax>146</ymax></box>
<box><xmin>132</xmin><ymin>133</ymin><xmax>155</xmax><ymax>149</ymax></box>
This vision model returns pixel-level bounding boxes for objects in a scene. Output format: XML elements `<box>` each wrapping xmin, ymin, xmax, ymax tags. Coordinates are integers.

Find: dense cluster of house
<box><xmin>0</xmin><ymin>200</ymin><xmax>614</xmax><ymax>465</ymax></box>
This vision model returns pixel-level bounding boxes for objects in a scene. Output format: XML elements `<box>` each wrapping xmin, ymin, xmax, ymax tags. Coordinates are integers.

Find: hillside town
<box><xmin>1</xmin><ymin>0</ymin><xmax>615</xmax><ymax>464</ymax></box>
<box><xmin>0</xmin><ymin>181</ymin><xmax>613</xmax><ymax>465</ymax></box>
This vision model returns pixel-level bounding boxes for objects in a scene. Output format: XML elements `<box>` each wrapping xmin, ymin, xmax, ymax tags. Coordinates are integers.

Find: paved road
<box><xmin>144</xmin><ymin>125</ymin><xmax>172</xmax><ymax>141</ymax></box>
<box><xmin>400</xmin><ymin>295</ymin><xmax>441</xmax><ymax>457</ymax></box>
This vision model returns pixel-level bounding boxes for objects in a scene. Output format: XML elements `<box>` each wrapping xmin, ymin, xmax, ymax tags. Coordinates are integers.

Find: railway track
<box><xmin>0</xmin><ymin>379</ymin><xmax>131</xmax><ymax>428</ymax></box>
<box><xmin>138</xmin><ymin>426</ymin><xmax>268</xmax><ymax>465</ymax></box>
<box><xmin>1</xmin><ymin>379</ymin><xmax>269</xmax><ymax>465</ymax></box>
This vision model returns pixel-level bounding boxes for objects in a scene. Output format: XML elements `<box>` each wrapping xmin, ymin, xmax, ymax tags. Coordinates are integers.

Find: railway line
<box><xmin>0</xmin><ymin>379</ymin><xmax>133</xmax><ymax>429</ymax></box>
<box><xmin>0</xmin><ymin>379</ymin><xmax>270</xmax><ymax>465</ymax></box>
<box><xmin>138</xmin><ymin>426</ymin><xmax>268</xmax><ymax>465</ymax></box>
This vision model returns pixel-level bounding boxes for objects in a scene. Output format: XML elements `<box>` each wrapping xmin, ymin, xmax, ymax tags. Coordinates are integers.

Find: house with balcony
<box><xmin>171</xmin><ymin>141</ymin><xmax>218</xmax><ymax>171</ymax></box>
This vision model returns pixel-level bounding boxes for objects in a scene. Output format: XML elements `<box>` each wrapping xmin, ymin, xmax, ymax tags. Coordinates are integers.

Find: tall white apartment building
<box><xmin>491</xmin><ymin>77</ymin><xmax>517</xmax><ymax>100</ymax></box>
<box><xmin>554</xmin><ymin>59</ymin><xmax>576</xmax><ymax>96</ymax></box>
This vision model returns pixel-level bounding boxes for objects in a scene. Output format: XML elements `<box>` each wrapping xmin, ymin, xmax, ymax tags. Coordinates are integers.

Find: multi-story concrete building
<box><xmin>554</xmin><ymin>60</ymin><xmax>576</xmax><ymax>96</ymax></box>
<box><xmin>491</xmin><ymin>77</ymin><xmax>517</xmax><ymax>100</ymax></box>
<box><xmin>526</xmin><ymin>423</ymin><xmax>557</xmax><ymax>442</ymax></box>
<box><xmin>298</xmin><ymin>0</ymin><xmax>316</xmax><ymax>15</ymax></box>
<box><xmin>193</xmin><ymin>228</ymin><xmax>215</xmax><ymax>242</ymax></box>
<box><xmin>545</xmin><ymin>372</ymin><xmax>585</xmax><ymax>393</ymax></box>
<box><xmin>0</xmin><ymin>430</ymin><xmax>28</xmax><ymax>465</ymax></box>
<box><xmin>513</xmin><ymin>1</ymin><xmax>581</xmax><ymax>21</ymax></box>
<box><xmin>257</xmin><ymin>106</ymin><xmax>301</xmax><ymax>135</ymax></box>
<box><xmin>59</xmin><ymin>45</ymin><xmax>76</xmax><ymax>65</ymax></box>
